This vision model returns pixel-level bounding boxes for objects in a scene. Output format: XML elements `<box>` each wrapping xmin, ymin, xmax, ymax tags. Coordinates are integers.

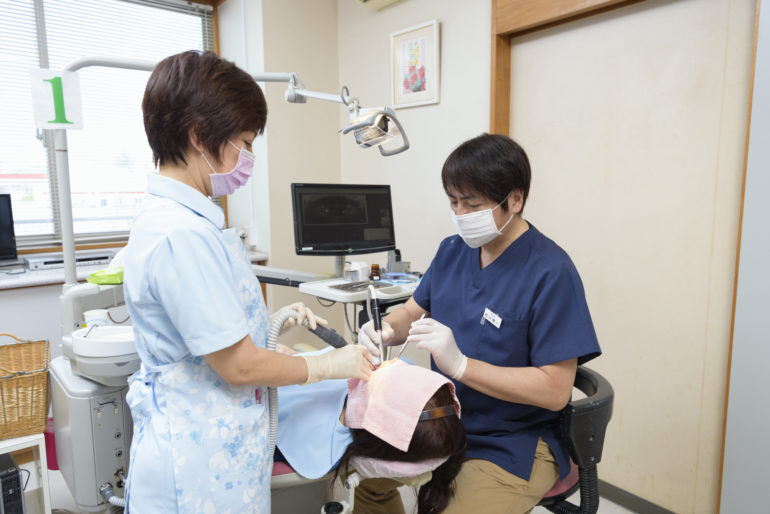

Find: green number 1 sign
<box><xmin>30</xmin><ymin>69</ymin><xmax>83</xmax><ymax>129</ymax></box>
<box><xmin>43</xmin><ymin>76</ymin><xmax>73</xmax><ymax>124</ymax></box>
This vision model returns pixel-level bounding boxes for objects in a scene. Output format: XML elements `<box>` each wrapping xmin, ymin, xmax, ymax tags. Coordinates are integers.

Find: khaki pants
<box><xmin>353</xmin><ymin>437</ymin><xmax>558</xmax><ymax>514</ymax></box>
<box><xmin>353</xmin><ymin>477</ymin><xmax>406</xmax><ymax>514</ymax></box>
<box><xmin>441</xmin><ymin>438</ymin><xmax>559</xmax><ymax>514</ymax></box>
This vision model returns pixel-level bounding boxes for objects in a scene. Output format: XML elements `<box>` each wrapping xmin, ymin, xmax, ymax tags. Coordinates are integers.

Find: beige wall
<box><xmin>508</xmin><ymin>0</ymin><xmax>753</xmax><ymax>511</ymax></box>
<box><xmin>261</xmin><ymin>0</ymin><xmax>347</xmax><ymax>347</ymax></box>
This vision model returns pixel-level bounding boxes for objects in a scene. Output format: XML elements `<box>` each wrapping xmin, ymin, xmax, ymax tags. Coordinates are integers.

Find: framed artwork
<box><xmin>390</xmin><ymin>20</ymin><xmax>439</xmax><ymax>108</ymax></box>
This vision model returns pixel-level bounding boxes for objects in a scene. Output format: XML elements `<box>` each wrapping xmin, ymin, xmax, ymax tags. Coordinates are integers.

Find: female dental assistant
<box><xmin>359</xmin><ymin>134</ymin><xmax>601</xmax><ymax>513</ymax></box>
<box><xmin>122</xmin><ymin>51</ymin><xmax>372</xmax><ymax>513</ymax></box>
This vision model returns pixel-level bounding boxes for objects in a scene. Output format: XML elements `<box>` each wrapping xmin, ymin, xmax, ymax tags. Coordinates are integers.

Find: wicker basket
<box><xmin>0</xmin><ymin>333</ymin><xmax>50</xmax><ymax>440</ymax></box>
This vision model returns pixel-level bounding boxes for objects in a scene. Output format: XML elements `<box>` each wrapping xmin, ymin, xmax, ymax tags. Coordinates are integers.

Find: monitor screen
<box><xmin>0</xmin><ymin>194</ymin><xmax>17</xmax><ymax>261</ymax></box>
<box><xmin>291</xmin><ymin>183</ymin><xmax>396</xmax><ymax>256</ymax></box>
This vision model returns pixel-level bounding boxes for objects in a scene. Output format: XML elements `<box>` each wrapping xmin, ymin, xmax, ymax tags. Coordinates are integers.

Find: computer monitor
<box><xmin>291</xmin><ymin>183</ymin><xmax>396</xmax><ymax>260</ymax></box>
<box><xmin>0</xmin><ymin>194</ymin><xmax>18</xmax><ymax>264</ymax></box>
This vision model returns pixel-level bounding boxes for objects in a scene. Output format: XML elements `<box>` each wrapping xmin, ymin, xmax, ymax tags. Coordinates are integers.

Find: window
<box><xmin>0</xmin><ymin>0</ymin><xmax>215</xmax><ymax>248</ymax></box>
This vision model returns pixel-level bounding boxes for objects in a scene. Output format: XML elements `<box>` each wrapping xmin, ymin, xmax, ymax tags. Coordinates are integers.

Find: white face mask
<box><xmin>450</xmin><ymin>193</ymin><xmax>514</xmax><ymax>248</ymax></box>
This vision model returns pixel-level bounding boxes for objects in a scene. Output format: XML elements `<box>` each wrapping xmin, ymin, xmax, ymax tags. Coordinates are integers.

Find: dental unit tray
<box><xmin>299</xmin><ymin>278</ymin><xmax>418</xmax><ymax>303</ymax></box>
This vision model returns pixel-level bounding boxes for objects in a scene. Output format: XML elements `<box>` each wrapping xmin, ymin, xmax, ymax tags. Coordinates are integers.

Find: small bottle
<box><xmin>369</xmin><ymin>264</ymin><xmax>381</xmax><ymax>281</ymax></box>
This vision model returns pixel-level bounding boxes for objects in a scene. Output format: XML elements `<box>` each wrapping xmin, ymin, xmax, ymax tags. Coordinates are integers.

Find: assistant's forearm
<box><xmin>460</xmin><ymin>358</ymin><xmax>577</xmax><ymax>411</ymax></box>
<box><xmin>205</xmin><ymin>336</ymin><xmax>309</xmax><ymax>386</ymax></box>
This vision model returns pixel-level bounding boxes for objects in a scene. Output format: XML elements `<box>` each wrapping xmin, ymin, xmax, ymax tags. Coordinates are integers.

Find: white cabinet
<box><xmin>0</xmin><ymin>433</ymin><xmax>51</xmax><ymax>514</ymax></box>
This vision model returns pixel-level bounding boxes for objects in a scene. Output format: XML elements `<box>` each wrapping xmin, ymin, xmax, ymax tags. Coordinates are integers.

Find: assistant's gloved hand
<box><xmin>408</xmin><ymin>318</ymin><xmax>468</xmax><ymax>380</ymax></box>
<box><xmin>300</xmin><ymin>344</ymin><xmax>374</xmax><ymax>384</ymax></box>
<box><xmin>357</xmin><ymin>320</ymin><xmax>394</xmax><ymax>365</ymax></box>
<box><xmin>271</xmin><ymin>302</ymin><xmax>327</xmax><ymax>334</ymax></box>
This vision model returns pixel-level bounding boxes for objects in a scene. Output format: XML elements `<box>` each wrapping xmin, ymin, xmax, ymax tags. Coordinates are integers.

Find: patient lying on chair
<box><xmin>277</xmin><ymin>355</ymin><xmax>466</xmax><ymax>514</ymax></box>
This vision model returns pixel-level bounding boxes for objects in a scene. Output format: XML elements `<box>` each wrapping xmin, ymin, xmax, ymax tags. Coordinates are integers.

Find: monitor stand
<box><xmin>334</xmin><ymin>255</ymin><xmax>345</xmax><ymax>278</ymax></box>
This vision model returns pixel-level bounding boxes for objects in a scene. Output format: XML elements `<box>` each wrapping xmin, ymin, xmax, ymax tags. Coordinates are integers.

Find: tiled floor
<box><xmin>49</xmin><ymin>468</ymin><xmax>636</xmax><ymax>513</ymax></box>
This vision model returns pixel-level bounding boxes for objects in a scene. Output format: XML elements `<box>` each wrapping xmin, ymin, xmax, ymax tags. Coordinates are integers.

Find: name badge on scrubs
<box><xmin>482</xmin><ymin>308</ymin><xmax>502</xmax><ymax>329</ymax></box>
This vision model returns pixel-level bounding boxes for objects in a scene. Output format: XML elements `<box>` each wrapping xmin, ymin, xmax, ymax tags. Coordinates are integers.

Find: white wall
<box><xmin>507</xmin><ymin>0</ymin><xmax>753</xmax><ymax>511</ymax></box>
<box><xmin>0</xmin><ymin>284</ymin><xmax>66</xmax><ymax>360</ymax></box>
<box><xmin>219</xmin><ymin>0</ymin><xmax>272</xmax><ymax>255</ymax></box>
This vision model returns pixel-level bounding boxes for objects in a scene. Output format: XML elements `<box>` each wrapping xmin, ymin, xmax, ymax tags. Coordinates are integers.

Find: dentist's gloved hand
<box><xmin>271</xmin><ymin>302</ymin><xmax>327</xmax><ymax>334</ymax></box>
<box><xmin>300</xmin><ymin>344</ymin><xmax>374</xmax><ymax>384</ymax></box>
<box><xmin>408</xmin><ymin>318</ymin><xmax>468</xmax><ymax>380</ymax></box>
<box><xmin>357</xmin><ymin>320</ymin><xmax>395</xmax><ymax>365</ymax></box>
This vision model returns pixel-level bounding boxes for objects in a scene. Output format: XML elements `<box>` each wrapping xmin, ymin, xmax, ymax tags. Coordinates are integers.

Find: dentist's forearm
<box><xmin>459</xmin><ymin>357</ymin><xmax>577</xmax><ymax>411</ymax></box>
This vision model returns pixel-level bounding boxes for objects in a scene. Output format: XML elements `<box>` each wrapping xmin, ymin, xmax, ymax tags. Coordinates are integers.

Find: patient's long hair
<box><xmin>336</xmin><ymin>384</ymin><xmax>466</xmax><ymax>514</ymax></box>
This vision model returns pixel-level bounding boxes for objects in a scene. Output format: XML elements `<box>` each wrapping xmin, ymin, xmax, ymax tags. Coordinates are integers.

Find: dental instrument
<box><xmin>366</xmin><ymin>285</ymin><xmax>384</xmax><ymax>362</ymax></box>
<box><xmin>397</xmin><ymin>313</ymin><xmax>425</xmax><ymax>359</ymax></box>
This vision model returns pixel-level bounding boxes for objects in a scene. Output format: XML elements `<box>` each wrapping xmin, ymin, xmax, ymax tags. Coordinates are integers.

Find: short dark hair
<box><xmin>142</xmin><ymin>50</ymin><xmax>267</xmax><ymax>167</ymax></box>
<box><xmin>441</xmin><ymin>133</ymin><xmax>531</xmax><ymax>212</ymax></box>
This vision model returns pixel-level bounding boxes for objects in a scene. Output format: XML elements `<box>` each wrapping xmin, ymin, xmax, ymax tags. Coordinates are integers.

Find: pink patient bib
<box><xmin>346</xmin><ymin>359</ymin><xmax>461</xmax><ymax>452</ymax></box>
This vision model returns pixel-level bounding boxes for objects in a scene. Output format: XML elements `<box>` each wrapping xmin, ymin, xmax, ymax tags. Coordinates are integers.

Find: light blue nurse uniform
<box><xmin>123</xmin><ymin>173</ymin><xmax>271</xmax><ymax>513</ymax></box>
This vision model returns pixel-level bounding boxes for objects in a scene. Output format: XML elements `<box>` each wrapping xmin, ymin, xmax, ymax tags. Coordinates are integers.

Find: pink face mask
<box><xmin>201</xmin><ymin>140</ymin><xmax>255</xmax><ymax>197</ymax></box>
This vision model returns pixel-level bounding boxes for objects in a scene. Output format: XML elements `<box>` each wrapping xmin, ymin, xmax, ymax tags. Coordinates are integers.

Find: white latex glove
<box><xmin>408</xmin><ymin>318</ymin><xmax>468</xmax><ymax>380</ymax></box>
<box><xmin>300</xmin><ymin>344</ymin><xmax>374</xmax><ymax>384</ymax></box>
<box><xmin>270</xmin><ymin>302</ymin><xmax>327</xmax><ymax>334</ymax></box>
<box><xmin>357</xmin><ymin>320</ymin><xmax>394</xmax><ymax>365</ymax></box>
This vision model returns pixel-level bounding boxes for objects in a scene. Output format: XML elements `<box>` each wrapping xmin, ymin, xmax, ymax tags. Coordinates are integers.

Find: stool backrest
<box><xmin>558</xmin><ymin>366</ymin><xmax>614</xmax><ymax>469</ymax></box>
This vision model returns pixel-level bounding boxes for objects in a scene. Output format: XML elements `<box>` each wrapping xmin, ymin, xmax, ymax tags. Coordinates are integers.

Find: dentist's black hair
<box><xmin>441</xmin><ymin>133</ymin><xmax>531</xmax><ymax>212</ymax></box>
<box><xmin>143</xmin><ymin>50</ymin><xmax>267</xmax><ymax>167</ymax></box>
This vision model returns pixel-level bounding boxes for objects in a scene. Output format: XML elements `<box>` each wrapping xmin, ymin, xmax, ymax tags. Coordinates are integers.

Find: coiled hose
<box><xmin>266</xmin><ymin>309</ymin><xmax>349</xmax><ymax>458</ymax></box>
<box><xmin>266</xmin><ymin>309</ymin><xmax>299</xmax><ymax>459</ymax></box>
<box><xmin>545</xmin><ymin>465</ymin><xmax>599</xmax><ymax>514</ymax></box>
<box><xmin>98</xmin><ymin>482</ymin><xmax>126</xmax><ymax>508</ymax></box>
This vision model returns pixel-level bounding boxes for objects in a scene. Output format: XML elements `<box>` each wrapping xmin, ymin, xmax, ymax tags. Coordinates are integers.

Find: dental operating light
<box><xmin>284</xmin><ymin>78</ymin><xmax>410</xmax><ymax>156</ymax></box>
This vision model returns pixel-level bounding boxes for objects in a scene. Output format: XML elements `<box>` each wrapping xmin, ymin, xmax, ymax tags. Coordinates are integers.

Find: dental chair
<box><xmin>272</xmin><ymin>461</ymin><xmax>335</xmax><ymax>513</ymax></box>
<box><xmin>537</xmin><ymin>366</ymin><xmax>614</xmax><ymax>514</ymax></box>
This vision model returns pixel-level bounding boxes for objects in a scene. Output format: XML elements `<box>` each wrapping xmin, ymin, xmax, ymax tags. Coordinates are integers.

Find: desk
<box><xmin>0</xmin><ymin>433</ymin><xmax>51</xmax><ymax>514</ymax></box>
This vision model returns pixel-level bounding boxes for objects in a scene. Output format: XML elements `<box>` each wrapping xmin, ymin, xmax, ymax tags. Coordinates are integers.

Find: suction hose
<box><xmin>99</xmin><ymin>482</ymin><xmax>126</xmax><ymax>508</ymax></box>
<box><xmin>266</xmin><ymin>310</ymin><xmax>349</xmax><ymax>458</ymax></box>
<box><xmin>545</xmin><ymin>466</ymin><xmax>599</xmax><ymax>514</ymax></box>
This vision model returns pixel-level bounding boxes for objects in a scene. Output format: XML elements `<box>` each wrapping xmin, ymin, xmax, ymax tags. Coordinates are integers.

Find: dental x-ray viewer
<box><xmin>122</xmin><ymin>51</ymin><xmax>373</xmax><ymax>513</ymax></box>
<box><xmin>359</xmin><ymin>134</ymin><xmax>602</xmax><ymax>513</ymax></box>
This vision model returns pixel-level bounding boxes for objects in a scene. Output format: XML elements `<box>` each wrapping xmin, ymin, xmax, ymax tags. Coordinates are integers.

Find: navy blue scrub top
<box><xmin>412</xmin><ymin>224</ymin><xmax>601</xmax><ymax>480</ymax></box>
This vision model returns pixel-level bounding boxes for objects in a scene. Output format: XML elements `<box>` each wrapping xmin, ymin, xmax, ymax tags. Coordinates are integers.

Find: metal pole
<box><xmin>53</xmin><ymin>129</ymin><xmax>77</xmax><ymax>289</ymax></box>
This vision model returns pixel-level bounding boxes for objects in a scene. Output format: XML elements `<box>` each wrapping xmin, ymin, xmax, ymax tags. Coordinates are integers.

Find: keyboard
<box><xmin>328</xmin><ymin>280</ymin><xmax>390</xmax><ymax>292</ymax></box>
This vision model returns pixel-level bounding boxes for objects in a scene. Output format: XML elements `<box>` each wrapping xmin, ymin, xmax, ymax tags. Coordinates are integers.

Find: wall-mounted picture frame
<box><xmin>390</xmin><ymin>20</ymin><xmax>439</xmax><ymax>109</ymax></box>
